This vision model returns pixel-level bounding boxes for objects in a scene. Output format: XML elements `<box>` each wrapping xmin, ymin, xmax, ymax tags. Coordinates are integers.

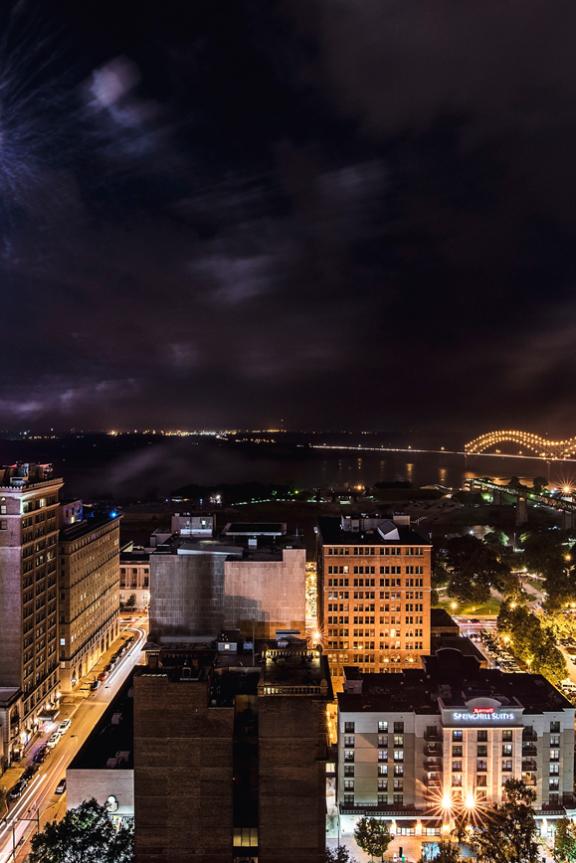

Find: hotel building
<box><xmin>337</xmin><ymin>650</ymin><xmax>575</xmax><ymax>858</ymax></box>
<box><xmin>0</xmin><ymin>464</ymin><xmax>62</xmax><ymax>731</ymax></box>
<box><xmin>317</xmin><ymin>515</ymin><xmax>432</xmax><ymax>685</ymax></box>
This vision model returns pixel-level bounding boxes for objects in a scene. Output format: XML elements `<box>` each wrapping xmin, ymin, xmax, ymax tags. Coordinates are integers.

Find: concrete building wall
<box><xmin>258</xmin><ymin>695</ymin><xmax>328</xmax><ymax>863</ymax></box>
<box><xmin>134</xmin><ymin>675</ymin><xmax>234</xmax><ymax>863</ymax></box>
<box><xmin>149</xmin><ymin>553</ymin><xmax>227</xmax><ymax>641</ymax></box>
<box><xmin>523</xmin><ymin>710</ymin><xmax>575</xmax><ymax>808</ymax></box>
<box><xmin>0</xmin><ymin>544</ymin><xmax>23</xmax><ymax>687</ymax></box>
<box><xmin>223</xmin><ymin>548</ymin><xmax>306</xmax><ymax>638</ymax></box>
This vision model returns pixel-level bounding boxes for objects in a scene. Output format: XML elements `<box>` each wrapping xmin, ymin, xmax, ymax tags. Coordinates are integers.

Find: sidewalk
<box><xmin>0</xmin><ymin>626</ymin><xmax>136</xmax><ymax>795</ymax></box>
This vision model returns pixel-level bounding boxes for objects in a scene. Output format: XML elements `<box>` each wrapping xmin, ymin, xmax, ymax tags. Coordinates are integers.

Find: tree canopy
<box><xmin>553</xmin><ymin>817</ymin><xmax>576</xmax><ymax>863</ymax></box>
<box><xmin>473</xmin><ymin>780</ymin><xmax>543</xmax><ymax>863</ymax></box>
<box><xmin>521</xmin><ymin>529</ymin><xmax>576</xmax><ymax>609</ymax></box>
<box><xmin>353</xmin><ymin>816</ymin><xmax>392</xmax><ymax>862</ymax></box>
<box><xmin>439</xmin><ymin>535</ymin><xmax>514</xmax><ymax>603</ymax></box>
<box><xmin>28</xmin><ymin>799</ymin><xmax>133</xmax><ymax>863</ymax></box>
<box><xmin>498</xmin><ymin>601</ymin><xmax>567</xmax><ymax>684</ymax></box>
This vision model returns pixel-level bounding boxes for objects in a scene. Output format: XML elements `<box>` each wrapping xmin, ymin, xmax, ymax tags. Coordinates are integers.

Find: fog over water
<box><xmin>1</xmin><ymin>434</ymin><xmax>573</xmax><ymax>501</ymax></box>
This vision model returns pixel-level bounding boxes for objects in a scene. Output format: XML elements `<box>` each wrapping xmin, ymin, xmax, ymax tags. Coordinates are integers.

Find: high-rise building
<box><xmin>337</xmin><ymin>650</ymin><xmax>575</xmax><ymax>860</ymax></box>
<box><xmin>257</xmin><ymin>646</ymin><xmax>332</xmax><ymax>863</ymax></box>
<box><xmin>59</xmin><ymin>512</ymin><xmax>121</xmax><ymax>691</ymax></box>
<box><xmin>0</xmin><ymin>464</ymin><xmax>62</xmax><ymax>728</ymax></box>
<box><xmin>134</xmin><ymin>642</ymin><xmax>332</xmax><ymax>863</ymax></box>
<box><xmin>317</xmin><ymin>514</ymin><xmax>432</xmax><ymax>686</ymax></box>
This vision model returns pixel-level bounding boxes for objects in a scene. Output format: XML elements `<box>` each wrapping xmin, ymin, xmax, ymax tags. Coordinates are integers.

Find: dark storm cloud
<box><xmin>1</xmin><ymin>0</ymin><xmax>576</xmax><ymax>433</ymax></box>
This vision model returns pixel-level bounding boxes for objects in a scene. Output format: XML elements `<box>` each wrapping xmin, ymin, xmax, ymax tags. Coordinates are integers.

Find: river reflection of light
<box><xmin>406</xmin><ymin>462</ymin><xmax>414</xmax><ymax>482</ymax></box>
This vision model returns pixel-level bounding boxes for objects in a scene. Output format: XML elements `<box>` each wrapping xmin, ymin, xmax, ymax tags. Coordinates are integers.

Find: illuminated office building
<box><xmin>59</xmin><ymin>512</ymin><xmax>121</xmax><ymax>691</ymax></box>
<box><xmin>318</xmin><ymin>515</ymin><xmax>432</xmax><ymax>685</ymax></box>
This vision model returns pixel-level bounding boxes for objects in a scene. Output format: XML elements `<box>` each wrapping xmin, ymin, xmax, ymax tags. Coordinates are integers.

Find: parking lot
<box><xmin>473</xmin><ymin>629</ymin><xmax>524</xmax><ymax>673</ymax></box>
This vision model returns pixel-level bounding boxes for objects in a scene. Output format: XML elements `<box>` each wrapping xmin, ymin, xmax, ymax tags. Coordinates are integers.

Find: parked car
<box><xmin>89</xmin><ymin>679</ymin><xmax>100</xmax><ymax>691</ymax></box>
<box><xmin>97</xmin><ymin>671</ymin><xmax>108</xmax><ymax>682</ymax></box>
<box><xmin>58</xmin><ymin>719</ymin><xmax>72</xmax><ymax>734</ymax></box>
<box><xmin>55</xmin><ymin>778</ymin><xmax>66</xmax><ymax>795</ymax></box>
<box><xmin>34</xmin><ymin>745</ymin><xmax>48</xmax><ymax>763</ymax></box>
<box><xmin>22</xmin><ymin>764</ymin><xmax>38</xmax><ymax>780</ymax></box>
<box><xmin>8</xmin><ymin>778</ymin><xmax>28</xmax><ymax>800</ymax></box>
<box><xmin>46</xmin><ymin>732</ymin><xmax>61</xmax><ymax>749</ymax></box>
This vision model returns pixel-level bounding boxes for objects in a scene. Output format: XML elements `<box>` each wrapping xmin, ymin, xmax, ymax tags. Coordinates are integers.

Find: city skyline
<box><xmin>2</xmin><ymin>2</ymin><xmax>576</xmax><ymax>433</ymax></box>
<box><xmin>4</xmin><ymin>3</ymin><xmax>576</xmax><ymax>861</ymax></box>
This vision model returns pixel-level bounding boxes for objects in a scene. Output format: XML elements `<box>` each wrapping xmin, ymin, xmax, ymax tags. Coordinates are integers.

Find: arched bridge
<box><xmin>465</xmin><ymin>429</ymin><xmax>576</xmax><ymax>459</ymax></box>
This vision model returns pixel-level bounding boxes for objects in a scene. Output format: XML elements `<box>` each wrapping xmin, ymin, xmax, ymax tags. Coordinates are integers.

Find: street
<box><xmin>0</xmin><ymin>617</ymin><xmax>147</xmax><ymax>863</ymax></box>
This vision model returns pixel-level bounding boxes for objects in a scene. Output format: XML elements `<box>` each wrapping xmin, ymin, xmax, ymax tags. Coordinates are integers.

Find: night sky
<box><xmin>2</xmin><ymin>0</ymin><xmax>576</xmax><ymax>435</ymax></box>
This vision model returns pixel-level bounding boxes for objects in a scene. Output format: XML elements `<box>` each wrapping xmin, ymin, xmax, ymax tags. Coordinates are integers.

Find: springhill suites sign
<box><xmin>452</xmin><ymin>711</ymin><xmax>515</xmax><ymax>723</ymax></box>
<box><xmin>442</xmin><ymin>705</ymin><xmax>524</xmax><ymax>727</ymax></box>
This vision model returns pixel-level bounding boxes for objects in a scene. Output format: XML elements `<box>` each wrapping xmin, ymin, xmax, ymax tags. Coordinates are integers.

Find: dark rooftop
<box><xmin>223</xmin><ymin>522</ymin><xmax>286</xmax><ymax>535</ymax></box>
<box><xmin>318</xmin><ymin>516</ymin><xmax>430</xmax><ymax>547</ymax></box>
<box><xmin>431</xmin><ymin>635</ymin><xmax>485</xmax><ymax>664</ymax></box>
<box><xmin>120</xmin><ymin>548</ymin><xmax>150</xmax><ymax>563</ymax></box>
<box><xmin>430</xmin><ymin>608</ymin><xmax>459</xmax><ymax>631</ymax></box>
<box><xmin>60</xmin><ymin>513</ymin><xmax>120</xmax><ymax>542</ymax></box>
<box><xmin>152</xmin><ymin>531</ymin><xmax>302</xmax><ymax>560</ymax></box>
<box><xmin>339</xmin><ymin>650</ymin><xmax>572</xmax><ymax>715</ymax></box>
<box><xmin>139</xmin><ymin>639</ymin><xmax>331</xmax><ymax>704</ymax></box>
<box><xmin>260</xmin><ymin>645</ymin><xmax>333</xmax><ymax>699</ymax></box>
<box><xmin>70</xmin><ymin>676</ymin><xmax>134</xmax><ymax>770</ymax></box>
